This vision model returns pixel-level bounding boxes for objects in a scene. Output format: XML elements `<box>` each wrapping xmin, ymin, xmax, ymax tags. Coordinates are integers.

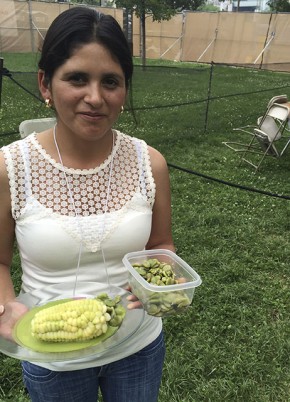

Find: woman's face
<box><xmin>39</xmin><ymin>42</ymin><xmax>127</xmax><ymax>142</ymax></box>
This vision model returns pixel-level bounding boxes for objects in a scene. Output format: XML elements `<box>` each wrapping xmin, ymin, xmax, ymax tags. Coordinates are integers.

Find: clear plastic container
<box><xmin>122</xmin><ymin>249</ymin><xmax>202</xmax><ymax>317</ymax></box>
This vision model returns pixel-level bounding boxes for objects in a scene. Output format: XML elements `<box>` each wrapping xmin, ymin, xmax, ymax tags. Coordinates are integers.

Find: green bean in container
<box><xmin>132</xmin><ymin>258</ymin><xmax>191</xmax><ymax>316</ymax></box>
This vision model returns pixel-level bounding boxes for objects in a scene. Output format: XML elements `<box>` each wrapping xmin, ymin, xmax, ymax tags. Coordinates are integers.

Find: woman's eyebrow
<box><xmin>102</xmin><ymin>72</ymin><xmax>125</xmax><ymax>80</ymax></box>
<box><xmin>61</xmin><ymin>71</ymin><xmax>88</xmax><ymax>78</ymax></box>
<box><xmin>61</xmin><ymin>71</ymin><xmax>125</xmax><ymax>81</ymax></box>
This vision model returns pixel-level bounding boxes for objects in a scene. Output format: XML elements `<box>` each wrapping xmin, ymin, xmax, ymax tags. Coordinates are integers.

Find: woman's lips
<box><xmin>79</xmin><ymin>112</ymin><xmax>106</xmax><ymax>121</ymax></box>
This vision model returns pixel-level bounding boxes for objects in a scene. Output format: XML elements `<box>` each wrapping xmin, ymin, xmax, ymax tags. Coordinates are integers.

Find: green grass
<box><xmin>2</xmin><ymin>53</ymin><xmax>290</xmax><ymax>401</ymax></box>
<box><xmin>1</xmin><ymin>53</ymin><xmax>40</xmax><ymax>71</ymax></box>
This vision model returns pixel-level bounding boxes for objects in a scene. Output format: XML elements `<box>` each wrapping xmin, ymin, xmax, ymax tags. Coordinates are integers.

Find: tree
<box><xmin>197</xmin><ymin>4</ymin><xmax>219</xmax><ymax>11</ymax></box>
<box><xmin>115</xmin><ymin>0</ymin><xmax>205</xmax><ymax>66</ymax></box>
<box><xmin>267</xmin><ymin>0</ymin><xmax>290</xmax><ymax>12</ymax></box>
<box><xmin>172</xmin><ymin>0</ymin><xmax>207</xmax><ymax>12</ymax></box>
<box><xmin>67</xmin><ymin>0</ymin><xmax>102</xmax><ymax>5</ymax></box>
<box><xmin>116</xmin><ymin>0</ymin><xmax>204</xmax><ymax>20</ymax></box>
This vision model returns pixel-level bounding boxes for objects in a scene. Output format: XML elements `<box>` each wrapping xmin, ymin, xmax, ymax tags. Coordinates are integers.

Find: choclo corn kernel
<box><xmin>31</xmin><ymin>294</ymin><xmax>126</xmax><ymax>342</ymax></box>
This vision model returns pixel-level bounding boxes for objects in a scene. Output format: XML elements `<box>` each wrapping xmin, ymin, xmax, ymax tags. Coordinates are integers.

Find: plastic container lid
<box><xmin>122</xmin><ymin>249</ymin><xmax>202</xmax><ymax>292</ymax></box>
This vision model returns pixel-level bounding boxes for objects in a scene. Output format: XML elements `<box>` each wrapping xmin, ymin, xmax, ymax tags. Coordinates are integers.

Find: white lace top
<box><xmin>1</xmin><ymin>130</ymin><xmax>162</xmax><ymax>370</ymax></box>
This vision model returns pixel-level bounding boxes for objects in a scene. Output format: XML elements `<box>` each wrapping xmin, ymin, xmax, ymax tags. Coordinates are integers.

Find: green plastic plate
<box><xmin>13</xmin><ymin>298</ymin><xmax>119</xmax><ymax>353</ymax></box>
<box><xmin>0</xmin><ymin>282</ymin><xmax>145</xmax><ymax>362</ymax></box>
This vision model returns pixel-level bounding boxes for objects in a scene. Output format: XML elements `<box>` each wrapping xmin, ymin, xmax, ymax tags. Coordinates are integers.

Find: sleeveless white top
<box><xmin>2</xmin><ymin>130</ymin><xmax>162</xmax><ymax>370</ymax></box>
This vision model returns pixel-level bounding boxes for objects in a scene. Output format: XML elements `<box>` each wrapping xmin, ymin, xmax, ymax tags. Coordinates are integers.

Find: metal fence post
<box><xmin>28</xmin><ymin>0</ymin><xmax>35</xmax><ymax>52</ymax></box>
<box><xmin>0</xmin><ymin>57</ymin><xmax>3</xmax><ymax>108</ymax></box>
<box><xmin>204</xmin><ymin>61</ymin><xmax>214</xmax><ymax>134</ymax></box>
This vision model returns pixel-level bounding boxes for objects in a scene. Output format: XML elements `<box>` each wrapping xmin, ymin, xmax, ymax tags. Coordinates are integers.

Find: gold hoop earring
<box><xmin>45</xmin><ymin>98</ymin><xmax>52</xmax><ymax>108</ymax></box>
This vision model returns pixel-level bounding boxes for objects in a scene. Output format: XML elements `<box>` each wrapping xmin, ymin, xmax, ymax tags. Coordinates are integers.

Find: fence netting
<box><xmin>2</xmin><ymin>1</ymin><xmax>290</xmax><ymax>72</ymax></box>
<box><xmin>1</xmin><ymin>62</ymin><xmax>290</xmax><ymax>203</ymax></box>
<box><xmin>1</xmin><ymin>63</ymin><xmax>290</xmax><ymax>138</ymax></box>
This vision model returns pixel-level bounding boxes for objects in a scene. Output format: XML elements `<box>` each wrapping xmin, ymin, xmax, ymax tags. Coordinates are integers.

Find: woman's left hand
<box><xmin>125</xmin><ymin>287</ymin><xmax>143</xmax><ymax>310</ymax></box>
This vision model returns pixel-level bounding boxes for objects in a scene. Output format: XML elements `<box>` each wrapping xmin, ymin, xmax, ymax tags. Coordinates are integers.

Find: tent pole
<box><xmin>197</xmin><ymin>28</ymin><xmax>218</xmax><ymax>62</ymax></box>
<box><xmin>253</xmin><ymin>32</ymin><xmax>275</xmax><ymax>64</ymax></box>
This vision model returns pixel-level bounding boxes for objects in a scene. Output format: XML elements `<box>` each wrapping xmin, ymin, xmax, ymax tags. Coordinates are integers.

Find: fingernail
<box><xmin>0</xmin><ymin>305</ymin><xmax>5</xmax><ymax>315</ymax></box>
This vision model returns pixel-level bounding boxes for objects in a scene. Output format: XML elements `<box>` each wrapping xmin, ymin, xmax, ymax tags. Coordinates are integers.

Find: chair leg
<box><xmin>238</xmin><ymin>136</ymin><xmax>257</xmax><ymax>166</ymax></box>
<box><xmin>280</xmin><ymin>138</ymin><xmax>290</xmax><ymax>156</ymax></box>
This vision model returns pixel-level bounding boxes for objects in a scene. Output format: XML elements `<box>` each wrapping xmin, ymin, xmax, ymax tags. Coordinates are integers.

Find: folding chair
<box><xmin>19</xmin><ymin>117</ymin><xmax>56</xmax><ymax>138</ymax></box>
<box><xmin>266</xmin><ymin>94</ymin><xmax>288</xmax><ymax>107</ymax></box>
<box><xmin>223</xmin><ymin>95</ymin><xmax>289</xmax><ymax>145</ymax></box>
<box><xmin>239</xmin><ymin>102</ymin><xmax>290</xmax><ymax>171</ymax></box>
<box><xmin>223</xmin><ymin>95</ymin><xmax>290</xmax><ymax>171</ymax></box>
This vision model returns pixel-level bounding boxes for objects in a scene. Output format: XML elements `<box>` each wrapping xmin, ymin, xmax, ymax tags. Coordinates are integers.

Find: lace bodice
<box><xmin>1</xmin><ymin>131</ymin><xmax>162</xmax><ymax>370</ymax></box>
<box><xmin>3</xmin><ymin>130</ymin><xmax>155</xmax><ymax>218</ymax></box>
<box><xmin>2</xmin><ymin>130</ymin><xmax>156</xmax><ymax>252</ymax></box>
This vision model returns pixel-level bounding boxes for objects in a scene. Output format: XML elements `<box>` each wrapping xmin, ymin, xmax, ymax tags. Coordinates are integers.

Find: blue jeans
<box><xmin>22</xmin><ymin>331</ymin><xmax>165</xmax><ymax>402</ymax></box>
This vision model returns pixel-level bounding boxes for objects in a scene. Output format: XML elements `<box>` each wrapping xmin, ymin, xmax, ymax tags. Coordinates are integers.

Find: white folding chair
<box><xmin>239</xmin><ymin>102</ymin><xmax>290</xmax><ymax>171</ymax></box>
<box><xmin>223</xmin><ymin>95</ymin><xmax>289</xmax><ymax>150</ymax></box>
<box><xmin>19</xmin><ymin>117</ymin><xmax>56</xmax><ymax>138</ymax></box>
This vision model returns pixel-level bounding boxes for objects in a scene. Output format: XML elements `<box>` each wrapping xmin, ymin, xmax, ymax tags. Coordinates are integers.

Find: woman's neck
<box><xmin>37</xmin><ymin>127</ymin><xmax>115</xmax><ymax>170</ymax></box>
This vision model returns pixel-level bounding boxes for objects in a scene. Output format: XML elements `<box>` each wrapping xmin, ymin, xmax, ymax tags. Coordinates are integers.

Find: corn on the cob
<box><xmin>31</xmin><ymin>298</ymin><xmax>111</xmax><ymax>342</ymax></box>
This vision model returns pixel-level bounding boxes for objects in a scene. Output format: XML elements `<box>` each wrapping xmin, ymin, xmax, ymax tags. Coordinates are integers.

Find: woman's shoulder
<box><xmin>0</xmin><ymin>149</ymin><xmax>9</xmax><ymax>188</ymax></box>
<box><xmin>117</xmin><ymin>130</ymin><xmax>161</xmax><ymax>154</ymax></box>
<box><xmin>1</xmin><ymin>135</ymin><xmax>30</xmax><ymax>152</ymax></box>
<box><xmin>115</xmin><ymin>129</ymin><xmax>142</xmax><ymax>143</ymax></box>
<box><xmin>2</xmin><ymin>134</ymin><xmax>35</xmax><ymax>155</ymax></box>
<box><xmin>147</xmin><ymin>145</ymin><xmax>167</xmax><ymax>173</ymax></box>
<box><xmin>115</xmin><ymin>129</ymin><xmax>147</xmax><ymax>153</ymax></box>
<box><xmin>115</xmin><ymin>130</ymin><xmax>167</xmax><ymax>171</ymax></box>
<box><xmin>0</xmin><ymin>136</ymin><xmax>33</xmax><ymax>177</ymax></box>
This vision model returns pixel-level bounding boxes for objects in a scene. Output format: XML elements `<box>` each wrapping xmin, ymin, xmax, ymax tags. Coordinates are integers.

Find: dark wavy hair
<box><xmin>38</xmin><ymin>7</ymin><xmax>133</xmax><ymax>91</ymax></box>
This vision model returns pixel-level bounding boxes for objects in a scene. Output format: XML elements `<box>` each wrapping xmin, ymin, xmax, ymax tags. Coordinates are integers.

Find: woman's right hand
<box><xmin>0</xmin><ymin>301</ymin><xmax>28</xmax><ymax>342</ymax></box>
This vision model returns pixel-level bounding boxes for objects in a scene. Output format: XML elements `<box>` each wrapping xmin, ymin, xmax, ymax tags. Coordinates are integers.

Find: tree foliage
<box><xmin>115</xmin><ymin>0</ymin><xmax>205</xmax><ymax>22</ymax></box>
<box><xmin>115</xmin><ymin>0</ymin><xmax>205</xmax><ymax>66</ymax></box>
<box><xmin>267</xmin><ymin>0</ymin><xmax>290</xmax><ymax>12</ymax></box>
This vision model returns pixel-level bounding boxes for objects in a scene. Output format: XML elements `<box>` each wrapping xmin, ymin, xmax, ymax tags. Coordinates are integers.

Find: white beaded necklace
<box><xmin>53</xmin><ymin>124</ymin><xmax>115</xmax><ymax>295</ymax></box>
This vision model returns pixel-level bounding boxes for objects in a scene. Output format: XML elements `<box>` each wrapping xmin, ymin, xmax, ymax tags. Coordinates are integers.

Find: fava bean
<box><xmin>132</xmin><ymin>258</ymin><xmax>191</xmax><ymax>316</ymax></box>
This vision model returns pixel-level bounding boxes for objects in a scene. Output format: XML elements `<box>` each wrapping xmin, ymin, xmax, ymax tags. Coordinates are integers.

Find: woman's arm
<box><xmin>0</xmin><ymin>152</ymin><xmax>16</xmax><ymax>303</ymax></box>
<box><xmin>145</xmin><ymin>146</ymin><xmax>175</xmax><ymax>252</ymax></box>
<box><xmin>0</xmin><ymin>152</ymin><xmax>27</xmax><ymax>340</ymax></box>
<box><xmin>127</xmin><ymin>146</ymin><xmax>175</xmax><ymax>309</ymax></box>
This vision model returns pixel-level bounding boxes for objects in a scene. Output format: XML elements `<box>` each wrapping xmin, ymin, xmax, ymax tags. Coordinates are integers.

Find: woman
<box><xmin>0</xmin><ymin>7</ymin><xmax>175</xmax><ymax>402</ymax></box>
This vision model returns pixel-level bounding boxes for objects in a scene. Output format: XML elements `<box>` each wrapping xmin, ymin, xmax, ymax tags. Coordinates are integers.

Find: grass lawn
<box><xmin>1</xmin><ymin>53</ymin><xmax>290</xmax><ymax>401</ymax></box>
